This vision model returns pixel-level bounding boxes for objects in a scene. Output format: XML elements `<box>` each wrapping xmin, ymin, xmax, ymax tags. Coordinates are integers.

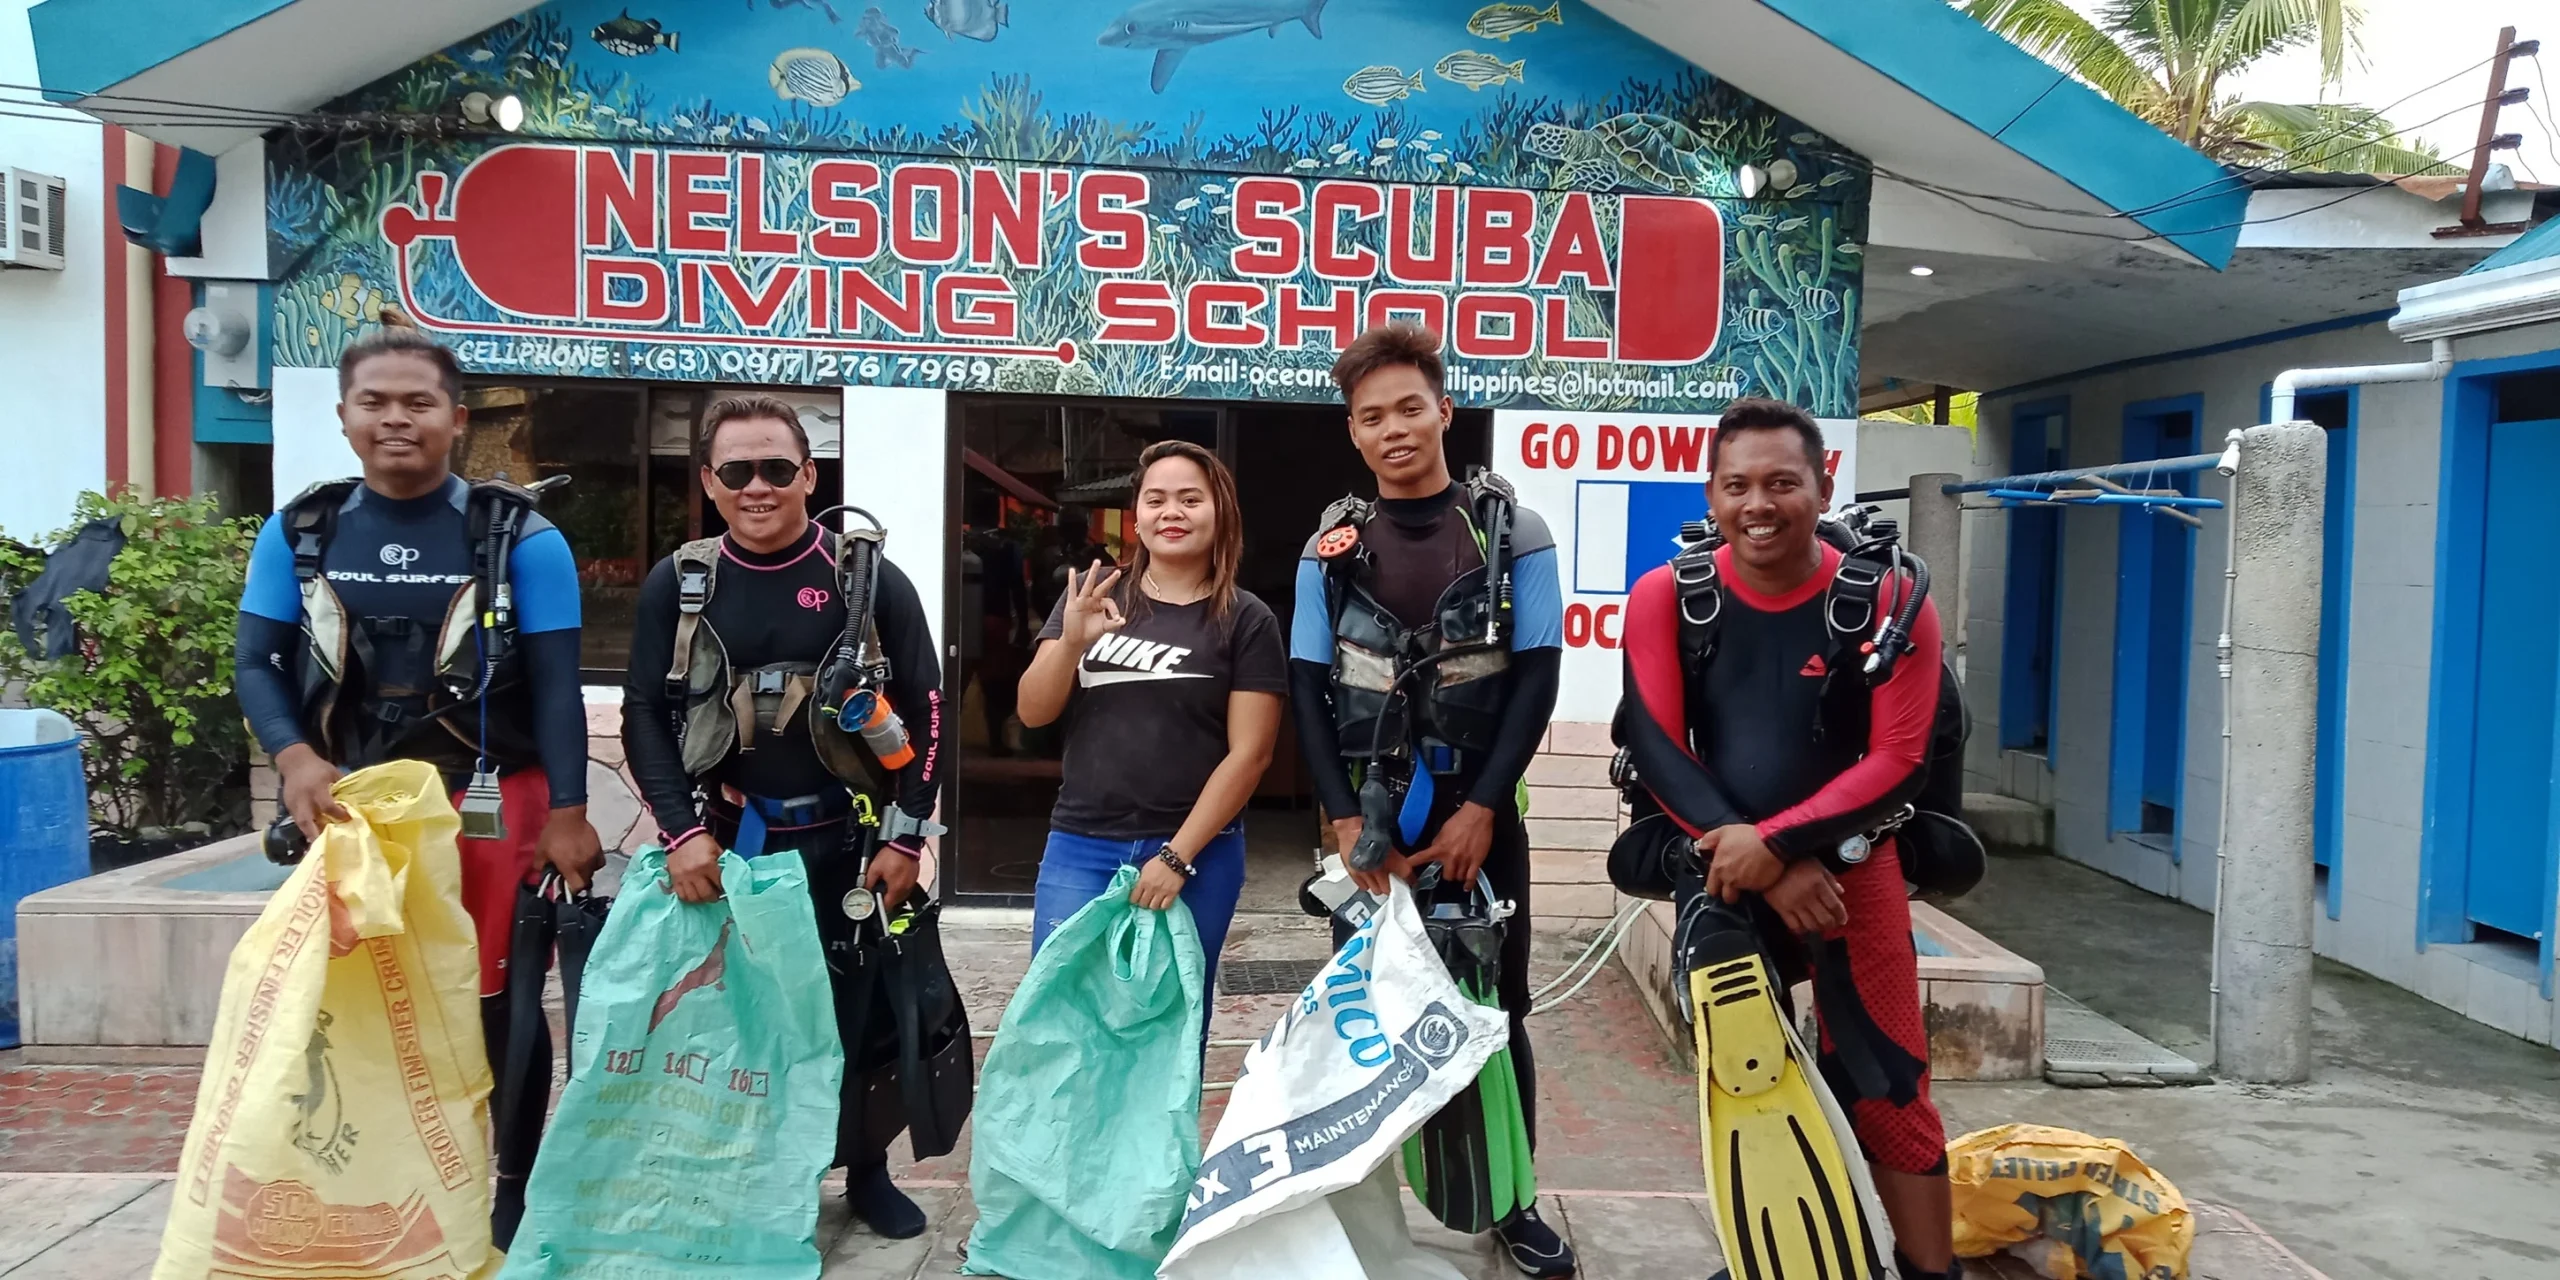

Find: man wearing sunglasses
<box><xmin>620</xmin><ymin>394</ymin><xmax>948</xmax><ymax>1240</ymax></box>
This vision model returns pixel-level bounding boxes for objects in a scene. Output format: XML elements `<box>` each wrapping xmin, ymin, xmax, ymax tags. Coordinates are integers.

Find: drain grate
<box><xmin>2044</xmin><ymin>992</ymin><xmax>2206</xmax><ymax>1082</ymax></box>
<box><xmin>2046</xmin><ymin>1036</ymin><xmax>2181</xmax><ymax>1067</ymax></box>
<box><xmin>1220</xmin><ymin>958</ymin><xmax>1328</xmax><ymax>996</ymax></box>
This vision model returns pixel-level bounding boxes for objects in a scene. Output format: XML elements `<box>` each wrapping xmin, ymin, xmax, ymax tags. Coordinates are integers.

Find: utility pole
<box><xmin>2438</xmin><ymin>26</ymin><xmax>2537</xmax><ymax>239</ymax></box>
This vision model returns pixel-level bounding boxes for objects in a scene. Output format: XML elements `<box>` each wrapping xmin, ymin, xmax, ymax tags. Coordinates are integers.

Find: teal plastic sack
<box><xmin>499</xmin><ymin>847</ymin><xmax>844</xmax><ymax>1279</ymax></box>
<box><xmin>965</xmin><ymin>865</ymin><xmax>1206</xmax><ymax>1280</ymax></box>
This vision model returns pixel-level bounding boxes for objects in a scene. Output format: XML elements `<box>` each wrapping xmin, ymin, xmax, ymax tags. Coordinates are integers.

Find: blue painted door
<box><xmin>2466</xmin><ymin>416</ymin><xmax>2560</xmax><ymax>938</ymax></box>
<box><xmin>2110</xmin><ymin>403</ymin><xmax>2197</xmax><ymax>839</ymax></box>
<box><xmin>2000</xmin><ymin>411</ymin><xmax>2063</xmax><ymax>751</ymax></box>
<box><xmin>2142</xmin><ymin>503</ymin><xmax>2190</xmax><ymax>814</ymax></box>
<box><xmin>2305</xmin><ymin>392</ymin><xmax>2353</xmax><ymax>885</ymax></box>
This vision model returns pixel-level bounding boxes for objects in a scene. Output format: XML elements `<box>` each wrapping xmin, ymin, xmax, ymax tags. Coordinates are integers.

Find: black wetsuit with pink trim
<box><xmin>621</xmin><ymin>521</ymin><xmax>945</xmax><ymax>846</ymax></box>
<box><xmin>1620</xmin><ymin>543</ymin><xmax>1951</xmax><ymax>1175</ymax></box>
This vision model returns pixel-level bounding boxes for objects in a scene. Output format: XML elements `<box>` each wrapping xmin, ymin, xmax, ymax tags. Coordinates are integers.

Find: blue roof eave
<box><xmin>1758</xmin><ymin>0</ymin><xmax>2245</xmax><ymax>269</ymax></box>
<box><xmin>28</xmin><ymin>0</ymin><xmax>296</xmax><ymax>103</ymax></box>
<box><xmin>2469</xmin><ymin>217</ymin><xmax>2560</xmax><ymax>274</ymax></box>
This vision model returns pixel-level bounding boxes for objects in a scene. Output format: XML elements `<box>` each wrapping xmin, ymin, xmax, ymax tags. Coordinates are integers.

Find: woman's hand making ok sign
<box><xmin>1058</xmin><ymin>563</ymin><xmax>1126</xmax><ymax>652</ymax></box>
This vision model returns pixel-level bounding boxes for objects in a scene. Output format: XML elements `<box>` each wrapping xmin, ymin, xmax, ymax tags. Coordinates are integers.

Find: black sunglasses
<box><xmin>711</xmin><ymin>457</ymin><xmax>806</xmax><ymax>490</ymax></box>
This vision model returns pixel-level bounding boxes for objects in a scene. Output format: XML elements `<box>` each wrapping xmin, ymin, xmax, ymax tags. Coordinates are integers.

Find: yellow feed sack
<box><xmin>155</xmin><ymin>760</ymin><xmax>497</xmax><ymax>1280</ymax></box>
<box><xmin>1947</xmin><ymin>1123</ymin><xmax>2192</xmax><ymax>1280</ymax></box>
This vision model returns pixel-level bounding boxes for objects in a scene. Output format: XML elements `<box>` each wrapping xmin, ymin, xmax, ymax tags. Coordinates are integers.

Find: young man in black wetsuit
<box><xmin>620</xmin><ymin>394</ymin><xmax>946</xmax><ymax>1239</ymax></box>
<box><xmin>1618</xmin><ymin>399</ymin><xmax>1958</xmax><ymax>1280</ymax></box>
<box><xmin>1288</xmin><ymin>324</ymin><xmax>1576</xmax><ymax>1279</ymax></box>
<box><xmin>233</xmin><ymin>329</ymin><xmax>603</xmax><ymax>1245</ymax></box>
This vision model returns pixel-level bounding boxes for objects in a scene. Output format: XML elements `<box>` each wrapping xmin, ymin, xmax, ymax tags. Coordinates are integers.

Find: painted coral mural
<box><xmin>269</xmin><ymin>0</ymin><xmax>1869</xmax><ymax>414</ymax></box>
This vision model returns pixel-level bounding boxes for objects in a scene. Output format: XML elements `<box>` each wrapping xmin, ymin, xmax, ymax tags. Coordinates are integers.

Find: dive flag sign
<box><xmin>1495</xmin><ymin>410</ymin><xmax>1858</xmax><ymax>723</ymax></box>
<box><xmin>1572</xmin><ymin>479</ymin><xmax>1706</xmax><ymax>596</ymax></box>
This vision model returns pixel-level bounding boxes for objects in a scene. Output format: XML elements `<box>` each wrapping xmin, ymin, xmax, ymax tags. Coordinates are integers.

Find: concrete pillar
<box><xmin>1906</xmin><ymin>471</ymin><xmax>1961</xmax><ymax>664</ymax></box>
<box><xmin>2214</xmin><ymin>422</ymin><xmax>2325</xmax><ymax>1083</ymax></box>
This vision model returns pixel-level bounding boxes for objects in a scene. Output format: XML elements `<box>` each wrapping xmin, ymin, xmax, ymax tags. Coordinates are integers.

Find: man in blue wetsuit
<box><xmin>233</xmin><ymin>329</ymin><xmax>601</xmax><ymax>1245</ymax></box>
<box><xmin>1289</xmin><ymin>323</ymin><xmax>1576</xmax><ymax>1278</ymax></box>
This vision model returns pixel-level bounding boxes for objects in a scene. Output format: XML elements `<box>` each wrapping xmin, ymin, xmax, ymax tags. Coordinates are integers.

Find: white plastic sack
<box><xmin>1160</xmin><ymin>880</ymin><xmax>1509</xmax><ymax>1280</ymax></box>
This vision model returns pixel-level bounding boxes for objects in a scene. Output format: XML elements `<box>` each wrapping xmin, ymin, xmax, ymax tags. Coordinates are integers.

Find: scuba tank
<box><xmin>810</xmin><ymin>505</ymin><xmax>914</xmax><ymax>768</ymax></box>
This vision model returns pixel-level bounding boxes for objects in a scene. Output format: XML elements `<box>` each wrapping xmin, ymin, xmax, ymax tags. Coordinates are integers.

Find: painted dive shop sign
<box><xmin>375</xmin><ymin>143</ymin><xmax>1724</xmax><ymax>399</ymax></box>
<box><xmin>274</xmin><ymin>0</ymin><xmax>1868</xmax><ymax>414</ymax></box>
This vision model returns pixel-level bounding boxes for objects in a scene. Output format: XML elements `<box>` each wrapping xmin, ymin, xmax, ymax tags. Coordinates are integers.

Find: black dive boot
<box><xmin>845</xmin><ymin>1161</ymin><xmax>927</xmax><ymax>1239</ymax></box>
<box><xmin>1494</xmin><ymin>1201</ymin><xmax>1578</xmax><ymax>1277</ymax></box>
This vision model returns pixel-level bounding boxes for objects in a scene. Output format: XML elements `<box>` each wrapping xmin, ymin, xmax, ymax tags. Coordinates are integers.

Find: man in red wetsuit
<box><xmin>1618</xmin><ymin>398</ymin><xmax>1958</xmax><ymax>1280</ymax></box>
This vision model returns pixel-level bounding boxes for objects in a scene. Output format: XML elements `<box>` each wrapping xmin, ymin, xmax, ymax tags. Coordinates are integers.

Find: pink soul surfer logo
<box><xmin>797</xmin><ymin>587</ymin><xmax>830</xmax><ymax>610</ymax></box>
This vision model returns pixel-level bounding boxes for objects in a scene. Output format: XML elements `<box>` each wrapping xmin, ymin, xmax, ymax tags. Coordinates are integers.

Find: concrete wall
<box><xmin>1855</xmin><ymin>418</ymin><xmax>1981</xmax><ymax>675</ymax></box>
<box><xmin>0</xmin><ymin>1</ymin><xmax>108</xmax><ymax>537</ymax></box>
<box><xmin>1967</xmin><ymin>317</ymin><xmax>2560</xmax><ymax>1048</ymax></box>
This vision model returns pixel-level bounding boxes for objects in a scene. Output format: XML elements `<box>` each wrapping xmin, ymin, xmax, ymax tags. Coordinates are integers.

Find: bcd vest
<box><xmin>661</xmin><ymin>532</ymin><xmax>890</xmax><ymax>797</ymax></box>
<box><xmin>1607</xmin><ymin>507</ymin><xmax>1985</xmax><ymax>900</ymax></box>
<box><xmin>284</xmin><ymin>476</ymin><xmax>552</xmax><ymax>771</ymax></box>
<box><xmin>1316</xmin><ymin>469</ymin><xmax>1519</xmax><ymax>767</ymax></box>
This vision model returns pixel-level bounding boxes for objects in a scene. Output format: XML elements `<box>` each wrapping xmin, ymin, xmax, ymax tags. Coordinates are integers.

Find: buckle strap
<box><xmin>719</xmin><ymin>785</ymin><xmax>849</xmax><ymax>826</ymax></box>
<box><xmin>664</xmin><ymin>543</ymin><xmax>717</xmax><ymax>697</ymax></box>
<box><xmin>1827</xmin><ymin>555</ymin><xmax>1884</xmax><ymax>640</ymax></box>
<box><xmin>883</xmin><ymin>807</ymin><xmax>947</xmax><ymax>844</ymax></box>
<box><xmin>728</xmin><ymin>669</ymin><xmax>816</xmax><ymax>749</ymax></box>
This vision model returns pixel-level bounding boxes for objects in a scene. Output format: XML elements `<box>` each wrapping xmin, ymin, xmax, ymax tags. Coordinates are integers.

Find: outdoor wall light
<box><xmin>1908</xmin><ymin>265</ymin><xmax>1935</xmax><ymax>277</ymax></box>
<box><xmin>1735</xmin><ymin>164</ymin><xmax>1765</xmax><ymax>199</ymax></box>
<box><xmin>460</xmin><ymin>92</ymin><xmax>526</xmax><ymax>132</ymax></box>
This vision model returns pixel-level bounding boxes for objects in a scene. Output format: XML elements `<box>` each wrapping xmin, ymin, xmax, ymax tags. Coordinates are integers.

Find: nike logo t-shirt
<box><xmin>1038</xmin><ymin>584</ymin><xmax>1289</xmax><ymax>840</ymax></box>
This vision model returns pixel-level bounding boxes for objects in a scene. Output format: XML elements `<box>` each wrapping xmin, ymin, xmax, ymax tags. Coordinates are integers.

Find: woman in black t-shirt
<box><xmin>1015</xmin><ymin>441</ymin><xmax>1288</xmax><ymax>998</ymax></box>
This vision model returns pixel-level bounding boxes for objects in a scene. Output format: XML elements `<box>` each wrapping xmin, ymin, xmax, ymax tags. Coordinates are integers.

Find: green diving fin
<box><xmin>1400</xmin><ymin>873</ymin><xmax>1535</xmax><ymax>1234</ymax></box>
<box><xmin>1679</xmin><ymin>888</ymin><xmax>1897</xmax><ymax>1280</ymax></box>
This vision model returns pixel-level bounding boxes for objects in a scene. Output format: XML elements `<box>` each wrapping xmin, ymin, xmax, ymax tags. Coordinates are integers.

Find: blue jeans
<box><xmin>1031</xmin><ymin>823</ymin><xmax>1246</xmax><ymax>1003</ymax></box>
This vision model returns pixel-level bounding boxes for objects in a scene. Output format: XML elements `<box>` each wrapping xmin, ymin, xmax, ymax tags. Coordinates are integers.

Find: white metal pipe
<box><xmin>2266</xmin><ymin>336</ymin><xmax>2452</xmax><ymax>424</ymax></box>
<box><xmin>2207</xmin><ymin>430</ymin><xmax>2243</xmax><ymax>1062</ymax></box>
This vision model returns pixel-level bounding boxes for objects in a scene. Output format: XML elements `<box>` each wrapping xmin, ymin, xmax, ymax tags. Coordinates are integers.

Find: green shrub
<box><xmin>0</xmin><ymin>490</ymin><xmax>262</xmax><ymax>841</ymax></box>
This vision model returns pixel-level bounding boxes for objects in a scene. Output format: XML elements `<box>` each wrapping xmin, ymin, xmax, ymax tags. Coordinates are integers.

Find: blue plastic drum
<box><xmin>0</xmin><ymin>709</ymin><xmax>88</xmax><ymax>1048</ymax></box>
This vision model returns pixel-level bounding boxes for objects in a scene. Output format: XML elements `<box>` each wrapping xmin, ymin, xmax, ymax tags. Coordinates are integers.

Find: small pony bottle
<box><xmin>837</xmin><ymin>687</ymin><xmax>915</xmax><ymax>770</ymax></box>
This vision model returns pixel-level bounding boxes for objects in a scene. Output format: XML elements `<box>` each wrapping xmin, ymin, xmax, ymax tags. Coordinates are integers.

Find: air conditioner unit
<box><xmin>1</xmin><ymin>169</ymin><xmax>69</xmax><ymax>271</ymax></box>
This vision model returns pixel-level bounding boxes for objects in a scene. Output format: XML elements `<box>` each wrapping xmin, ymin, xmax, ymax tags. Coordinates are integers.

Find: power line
<box><xmin>2534</xmin><ymin>56</ymin><xmax>2560</xmax><ymax>178</ymax></box>
<box><xmin>1850</xmin><ymin>91</ymin><xmax>2498</xmax><ymax>249</ymax></box>
<box><xmin>1792</xmin><ymin>88</ymin><xmax>2489</xmax><ymax>244</ymax></box>
<box><xmin>1882</xmin><ymin>164</ymin><xmax>2432</xmax><ymax>249</ymax></box>
<box><xmin>2091</xmin><ymin>46</ymin><xmax>2506</xmax><ymax>221</ymax></box>
<box><xmin>0</xmin><ymin>80</ymin><xmax>307</xmax><ymax>122</ymax></box>
<box><xmin>0</xmin><ymin>103</ymin><xmax>300</xmax><ymax>129</ymax></box>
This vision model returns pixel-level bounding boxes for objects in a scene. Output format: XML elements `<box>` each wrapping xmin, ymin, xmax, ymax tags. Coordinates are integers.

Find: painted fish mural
<box><xmin>1466</xmin><ymin>2</ymin><xmax>1559</xmax><ymax>40</ymax></box>
<box><xmin>858</xmin><ymin>5</ymin><xmax>923</xmax><ymax>67</ymax></box>
<box><xmin>1434</xmin><ymin>48</ymin><xmax>1522</xmax><ymax>90</ymax></box>
<box><xmin>925</xmin><ymin>0</ymin><xmax>1009</xmax><ymax>42</ymax></box>
<box><xmin>771</xmin><ymin>47</ymin><xmax>858</xmax><ymax>104</ymax></box>
<box><xmin>592</xmin><ymin>9</ymin><xmax>679</xmax><ymax>55</ymax></box>
<box><xmin>765</xmin><ymin>0</ymin><xmax>843</xmax><ymax>19</ymax></box>
<box><xmin>1099</xmin><ymin>0</ymin><xmax>1330</xmax><ymax>93</ymax></box>
<box><xmin>1343</xmin><ymin>64</ymin><xmax>1423</xmax><ymax>106</ymax></box>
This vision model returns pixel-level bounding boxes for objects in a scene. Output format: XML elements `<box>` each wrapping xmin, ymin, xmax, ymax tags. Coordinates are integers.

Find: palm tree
<box><xmin>1964</xmin><ymin>0</ymin><xmax>2453</xmax><ymax>174</ymax></box>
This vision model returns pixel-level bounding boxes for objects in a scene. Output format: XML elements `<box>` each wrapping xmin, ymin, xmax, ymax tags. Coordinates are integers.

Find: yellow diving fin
<box><xmin>1685</xmin><ymin>895</ymin><xmax>1897</xmax><ymax>1280</ymax></box>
